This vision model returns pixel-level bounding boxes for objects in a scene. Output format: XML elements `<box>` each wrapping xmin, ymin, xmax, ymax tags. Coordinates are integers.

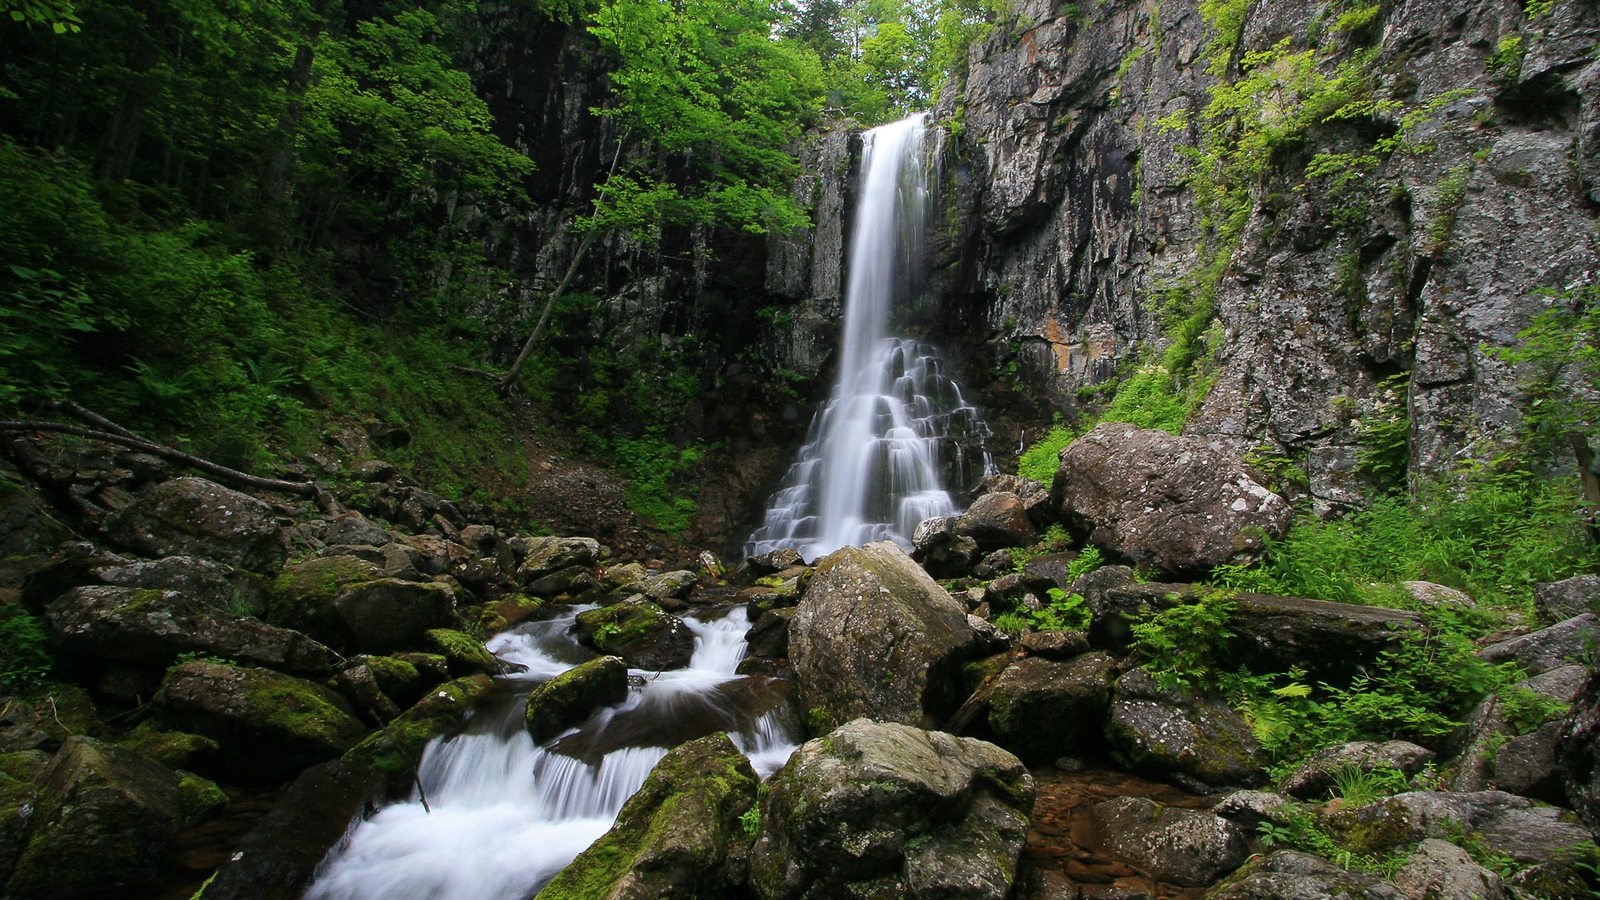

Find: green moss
<box><xmin>344</xmin><ymin>675</ymin><xmax>492</xmax><ymax>775</ymax></box>
<box><xmin>422</xmin><ymin>628</ymin><xmax>498</xmax><ymax>676</ymax></box>
<box><xmin>240</xmin><ymin>671</ymin><xmax>364</xmax><ymax>750</ymax></box>
<box><xmin>0</xmin><ymin>750</ymin><xmax>49</xmax><ymax>783</ymax></box>
<box><xmin>117</xmin><ymin>723</ymin><xmax>220</xmax><ymax>770</ymax></box>
<box><xmin>268</xmin><ymin>556</ymin><xmax>381</xmax><ymax>629</ymax></box>
<box><xmin>362</xmin><ymin>655</ymin><xmax>425</xmax><ymax>706</ymax></box>
<box><xmin>175</xmin><ymin>771</ymin><xmax>227</xmax><ymax>825</ymax></box>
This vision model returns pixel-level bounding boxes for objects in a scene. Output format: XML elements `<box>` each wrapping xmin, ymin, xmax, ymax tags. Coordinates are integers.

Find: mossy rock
<box><xmin>116</xmin><ymin>722</ymin><xmax>221</xmax><ymax>771</ymax></box>
<box><xmin>422</xmin><ymin>628</ymin><xmax>498</xmax><ymax>676</ymax></box>
<box><xmin>393</xmin><ymin>652</ymin><xmax>451</xmax><ymax>687</ymax></box>
<box><xmin>359</xmin><ymin>655</ymin><xmax>427</xmax><ymax>708</ymax></box>
<box><xmin>4</xmin><ymin>736</ymin><xmax>186</xmax><ymax>900</ymax></box>
<box><xmin>574</xmin><ymin>601</ymin><xmax>695</xmax><ymax>671</ymax></box>
<box><xmin>267</xmin><ymin>556</ymin><xmax>383</xmax><ymax>639</ymax></box>
<box><xmin>0</xmin><ymin>750</ymin><xmax>49</xmax><ymax>784</ymax></box>
<box><xmin>525</xmin><ymin>656</ymin><xmax>629</xmax><ymax>744</ymax></box>
<box><xmin>176</xmin><ymin>770</ymin><xmax>227</xmax><ymax>824</ymax></box>
<box><xmin>536</xmin><ymin>733</ymin><xmax>758</xmax><ymax>900</ymax></box>
<box><xmin>343</xmin><ymin>675</ymin><xmax>493</xmax><ymax>776</ymax></box>
<box><xmin>487</xmin><ymin>594</ymin><xmax>545</xmax><ymax>628</ymax></box>
<box><xmin>154</xmin><ymin>660</ymin><xmax>369</xmax><ymax>782</ymax></box>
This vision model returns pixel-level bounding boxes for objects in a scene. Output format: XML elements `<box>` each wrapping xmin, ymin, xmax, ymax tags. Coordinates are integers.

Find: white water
<box><xmin>747</xmin><ymin>114</ymin><xmax>992</xmax><ymax>562</ymax></box>
<box><xmin>307</xmin><ymin>606</ymin><xmax>799</xmax><ymax>900</ymax></box>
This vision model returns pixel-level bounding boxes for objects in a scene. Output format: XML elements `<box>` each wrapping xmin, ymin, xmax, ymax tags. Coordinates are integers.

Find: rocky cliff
<box><xmin>931</xmin><ymin>0</ymin><xmax>1600</xmax><ymax>511</ymax></box>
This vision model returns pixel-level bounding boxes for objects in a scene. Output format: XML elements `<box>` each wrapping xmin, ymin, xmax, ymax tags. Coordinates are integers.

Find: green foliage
<box><xmin>1065</xmin><ymin>544</ymin><xmax>1104</xmax><ymax>582</ymax></box>
<box><xmin>2</xmin><ymin>0</ymin><xmax>80</xmax><ymax>32</ymax></box>
<box><xmin>1211</xmin><ymin>469</ymin><xmax>1594</xmax><ymax>611</ymax></box>
<box><xmin>1256</xmin><ymin>808</ymin><xmax>1411</xmax><ymax>876</ymax></box>
<box><xmin>1128</xmin><ymin>588</ymin><xmax>1237</xmax><ymax>691</ymax></box>
<box><xmin>1492</xmin><ymin>282</ymin><xmax>1600</xmax><ymax>462</ymax></box>
<box><xmin>0</xmin><ymin>606</ymin><xmax>52</xmax><ymax>693</ymax></box>
<box><xmin>1354</xmin><ymin>373</ymin><xmax>1411</xmax><ymax>491</ymax></box>
<box><xmin>739</xmin><ymin>802</ymin><xmax>761</xmax><ymax>838</ymax></box>
<box><xmin>1329</xmin><ymin>764</ymin><xmax>1410</xmax><ymax>807</ymax></box>
<box><xmin>1018</xmin><ymin>424</ymin><xmax>1076</xmax><ymax>482</ymax></box>
<box><xmin>1428</xmin><ymin>164</ymin><xmax>1473</xmax><ymax>254</ymax></box>
<box><xmin>1487</xmin><ymin>35</ymin><xmax>1526</xmax><ymax>82</ymax></box>
<box><xmin>993</xmin><ymin>588</ymin><xmax>1089</xmax><ymax>635</ymax></box>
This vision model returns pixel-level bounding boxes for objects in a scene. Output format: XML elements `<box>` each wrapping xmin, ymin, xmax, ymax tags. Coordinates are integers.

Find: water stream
<box><xmin>307</xmin><ymin>606</ymin><xmax>800</xmax><ymax>900</ymax></box>
<box><xmin>747</xmin><ymin>113</ymin><xmax>992</xmax><ymax>562</ymax></box>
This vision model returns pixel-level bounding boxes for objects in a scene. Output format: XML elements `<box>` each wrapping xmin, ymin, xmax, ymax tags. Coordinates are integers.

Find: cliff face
<box><xmin>936</xmin><ymin>0</ymin><xmax>1600</xmax><ymax>511</ymax></box>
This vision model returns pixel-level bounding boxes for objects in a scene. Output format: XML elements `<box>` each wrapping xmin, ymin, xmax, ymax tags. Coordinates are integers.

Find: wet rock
<box><xmin>525</xmin><ymin>656</ymin><xmax>629</xmax><ymax>744</ymax></box>
<box><xmin>1050</xmin><ymin>424</ymin><xmax>1291</xmax><ymax>574</ymax></box>
<box><xmin>4</xmin><ymin>736</ymin><xmax>186</xmax><ymax>900</ymax></box>
<box><xmin>742</xmin><ymin>548</ymin><xmax>803</xmax><ymax>578</ymax></box>
<box><xmin>422</xmin><ymin>628</ymin><xmax>499</xmax><ymax>676</ymax></box>
<box><xmin>746</xmin><ymin>608</ymin><xmax>793</xmax><ymax>659</ymax></box>
<box><xmin>344</xmin><ymin>675</ymin><xmax>492</xmax><ymax>776</ymax></box>
<box><xmin>1478</xmin><ymin>614</ymin><xmax>1600</xmax><ymax>676</ymax></box>
<box><xmin>1392</xmin><ymin>838</ymin><xmax>1505</xmax><ymax>900</ymax></box>
<box><xmin>576</xmin><ymin>600</ymin><xmax>695</xmax><ymax>671</ymax></box>
<box><xmin>355</xmin><ymin>654</ymin><xmax>427</xmax><ymax>708</ymax></box>
<box><xmin>790</xmin><ymin>542</ymin><xmax>982</xmax><ymax>729</ymax></box>
<box><xmin>1091</xmin><ymin>796</ymin><xmax>1247</xmax><ymax>887</ymax></box>
<box><xmin>104</xmin><ymin>477</ymin><xmax>287</xmax><ymax>573</ymax></box>
<box><xmin>955</xmin><ymin>492</ymin><xmax>1037</xmax><ymax>551</ymax></box>
<box><xmin>269</xmin><ymin>556</ymin><xmax>457</xmax><ymax>654</ymax></box>
<box><xmin>1105</xmin><ymin>668</ymin><xmax>1267</xmax><ymax>792</ymax></box>
<box><xmin>602</xmin><ymin>562</ymin><xmax>649</xmax><ymax>591</ymax></box>
<box><xmin>537</xmin><ymin>733</ymin><xmax>758</xmax><ymax>900</ymax></box>
<box><xmin>987</xmin><ymin>652</ymin><xmax>1117</xmax><ymax>764</ymax></box>
<box><xmin>911</xmin><ymin>515</ymin><xmax>981</xmax><ymax>579</ymax></box>
<box><xmin>524</xmin><ymin>565</ymin><xmax>598</xmax><ymax>598</ymax></box>
<box><xmin>1208</xmin><ymin>850</ymin><xmax>1405</xmax><ymax>898</ymax></box>
<box><xmin>154</xmin><ymin>660</ymin><xmax>369</xmax><ymax>781</ymax></box>
<box><xmin>202</xmin><ymin>758</ymin><xmax>384</xmax><ymax>900</ymax></box>
<box><xmin>89</xmin><ymin>554</ymin><xmax>254</xmax><ymax>612</ymax></box>
<box><xmin>971</xmin><ymin>473</ymin><xmax>1053</xmax><ymax>528</ymax></box>
<box><xmin>1280</xmin><ymin>741</ymin><xmax>1436</xmax><ymax>801</ymax></box>
<box><xmin>333</xmin><ymin>662</ymin><xmax>400</xmax><ymax>723</ymax></box>
<box><xmin>1534</xmin><ymin>575</ymin><xmax>1600</xmax><ymax>626</ymax></box>
<box><xmin>749</xmin><ymin>719</ymin><xmax>1033</xmax><ymax>900</ymax></box>
<box><xmin>44</xmin><ymin>585</ymin><xmax>335</xmax><ymax>676</ymax></box>
<box><xmin>1018</xmin><ymin>629</ymin><xmax>1090</xmax><ymax>659</ymax></box>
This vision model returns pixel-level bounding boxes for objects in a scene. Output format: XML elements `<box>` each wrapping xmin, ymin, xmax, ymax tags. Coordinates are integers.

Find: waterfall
<box><xmin>306</xmin><ymin>606</ymin><xmax>800</xmax><ymax>900</ymax></box>
<box><xmin>748</xmin><ymin>113</ymin><xmax>992</xmax><ymax>562</ymax></box>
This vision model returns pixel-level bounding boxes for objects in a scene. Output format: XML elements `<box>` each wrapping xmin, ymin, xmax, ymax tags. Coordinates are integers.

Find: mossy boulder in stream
<box><xmin>525</xmin><ymin>655</ymin><xmax>629</xmax><ymax>744</ymax></box>
<box><xmin>749</xmin><ymin>719</ymin><xmax>1033</xmax><ymax>900</ymax></box>
<box><xmin>4</xmin><ymin>736</ymin><xmax>188</xmax><ymax>900</ymax></box>
<box><xmin>268</xmin><ymin>557</ymin><xmax>457</xmax><ymax>654</ymax></box>
<box><xmin>575</xmin><ymin>600</ymin><xmax>695</xmax><ymax>671</ymax></box>
<box><xmin>153</xmin><ymin>660</ymin><xmax>369</xmax><ymax>781</ymax></box>
<box><xmin>343</xmin><ymin>674</ymin><xmax>492</xmax><ymax>776</ymax></box>
<box><xmin>536</xmin><ymin>732</ymin><xmax>758</xmax><ymax>900</ymax></box>
<box><xmin>422</xmin><ymin>627</ymin><xmax>499</xmax><ymax>676</ymax></box>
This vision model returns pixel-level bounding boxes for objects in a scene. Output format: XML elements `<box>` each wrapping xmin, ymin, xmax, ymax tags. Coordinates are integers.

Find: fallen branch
<box><xmin>0</xmin><ymin>418</ymin><xmax>336</xmax><ymax>512</ymax></box>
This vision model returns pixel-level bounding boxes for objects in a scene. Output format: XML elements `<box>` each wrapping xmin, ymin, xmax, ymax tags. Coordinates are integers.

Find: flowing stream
<box><xmin>747</xmin><ymin>113</ymin><xmax>992</xmax><ymax>562</ymax></box>
<box><xmin>307</xmin><ymin>606</ymin><xmax>800</xmax><ymax>900</ymax></box>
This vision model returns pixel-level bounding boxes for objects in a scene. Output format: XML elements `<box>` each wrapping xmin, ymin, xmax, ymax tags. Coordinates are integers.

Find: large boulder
<box><xmin>154</xmin><ymin>660</ymin><xmax>369</xmax><ymax>781</ymax></box>
<box><xmin>344</xmin><ymin>675</ymin><xmax>492</xmax><ymax>776</ymax></box>
<box><xmin>1105</xmin><ymin>668</ymin><xmax>1267</xmax><ymax>792</ymax></box>
<box><xmin>790</xmin><ymin>542</ymin><xmax>982</xmax><ymax>730</ymax></box>
<box><xmin>1327</xmin><ymin>790</ymin><xmax>1593</xmax><ymax>869</ymax></box>
<box><xmin>1208</xmin><ymin>850</ymin><xmax>1405</xmax><ymax>898</ymax></box>
<box><xmin>44</xmin><ymin>585</ymin><xmax>334</xmax><ymax>676</ymax></box>
<box><xmin>268</xmin><ymin>557</ymin><xmax>457</xmax><ymax>654</ymax></box>
<box><xmin>104</xmin><ymin>477</ymin><xmax>287</xmax><ymax>573</ymax></box>
<box><xmin>516</xmin><ymin>537</ymin><xmax>601</xmax><ymax>587</ymax></box>
<box><xmin>954</xmin><ymin>492</ymin><xmax>1037</xmax><ymax>551</ymax></box>
<box><xmin>1477</xmin><ymin>614</ymin><xmax>1600</xmax><ymax>676</ymax></box>
<box><xmin>1391</xmin><ymin>839</ymin><xmax>1506</xmax><ymax>900</ymax></box>
<box><xmin>201</xmin><ymin>758</ymin><xmax>384</xmax><ymax>900</ymax></box>
<box><xmin>525</xmin><ymin>656</ymin><xmax>630</xmax><ymax>744</ymax></box>
<box><xmin>4</xmin><ymin>736</ymin><xmax>187</xmax><ymax>900</ymax></box>
<box><xmin>1450</xmin><ymin>664</ymin><xmax>1585</xmax><ymax>800</ymax></box>
<box><xmin>575</xmin><ymin>601</ymin><xmax>695</xmax><ymax>671</ymax></box>
<box><xmin>536</xmin><ymin>733</ymin><xmax>758</xmax><ymax>900</ymax></box>
<box><xmin>1090</xmin><ymin>797</ymin><xmax>1247</xmax><ymax>887</ymax></box>
<box><xmin>985</xmin><ymin>652</ymin><xmax>1118</xmax><ymax>764</ymax></box>
<box><xmin>1050</xmin><ymin>423</ymin><xmax>1291</xmax><ymax>574</ymax></box>
<box><xmin>1534</xmin><ymin>575</ymin><xmax>1600</xmax><ymax>626</ymax></box>
<box><xmin>749</xmin><ymin>719</ymin><xmax>1033</xmax><ymax>900</ymax></box>
<box><xmin>910</xmin><ymin>516</ymin><xmax>980</xmax><ymax>579</ymax></box>
<box><xmin>1279</xmin><ymin>741</ymin><xmax>1436</xmax><ymax>800</ymax></box>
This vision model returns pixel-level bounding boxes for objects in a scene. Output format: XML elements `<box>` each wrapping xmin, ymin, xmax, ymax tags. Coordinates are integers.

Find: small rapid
<box><xmin>306</xmin><ymin>605</ymin><xmax>800</xmax><ymax>900</ymax></box>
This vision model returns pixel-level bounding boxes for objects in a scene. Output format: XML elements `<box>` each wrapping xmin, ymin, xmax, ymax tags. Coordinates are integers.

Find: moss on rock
<box><xmin>525</xmin><ymin>656</ymin><xmax>629</xmax><ymax>744</ymax></box>
<box><xmin>422</xmin><ymin>628</ymin><xmax>498</xmax><ymax>676</ymax></box>
<box><xmin>117</xmin><ymin>722</ymin><xmax>221</xmax><ymax>771</ymax></box>
<box><xmin>176</xmin><ymin>770</ymin><xmax>227</xmax><ymax>824</ymax></box>
<box><xmin>343</xmin><ymin>675</ymin><xmax>492</xmax><ymax>776</ymax></box>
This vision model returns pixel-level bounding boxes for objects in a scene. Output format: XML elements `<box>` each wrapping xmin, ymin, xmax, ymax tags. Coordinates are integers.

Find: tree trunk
<box><xmin>1569</xmin><ymin>432</ymin><xmax>1600</xmax><ymax>546</ymax></box>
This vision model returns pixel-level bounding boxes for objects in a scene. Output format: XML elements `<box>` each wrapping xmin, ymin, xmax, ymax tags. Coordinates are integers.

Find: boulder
<box><xmin>525</xmin><ymin>656</ymin><xmax>630</xmax><ymax>744</ymax></box>
<box><xmin>954</xmin><ymin>492</ymin><xmax>1037</xmax><ymax>551</ymax></box>
<box><xmin>323</xmin><ymin>513</ymin><xmax>393</xmax><ymax>548</ymax></box>
<box><xmin>1017</xmin><ymin>629</ymin><xmax>1090</xmax><ymax>659</ymax></box>
<box><xmin>1090</xmin><ymin>796</ymin><xmax>1247</xmax><ymax>887</ymax></box>
<box><xmin>90</xmin><ymin>554</ymin><xmax>255</xmax><ymax>612</ymax></box>
<box><xmin>1391</xmin><ymin>838</ymin><xmax>1506</xmax><ymax>900</ymax></box>
<box><xmin>1450</xmin><ymin>665</ymin><xmax>1585</xmax><ymax>800</ymax></box>
<box><xmin>1207</xmin><ymin>850</ymin><xmax>1405</xmax><ymax>898</ymax></box>
<box><xmin>116</xmin><ymin>722</ymin><xmax>220</xmax><ymax>771</ymax></box>
<box><xmin>4</xmin><ymin>736</ymin><xmax>187</xmax><ymax>900</ymax></box>
<box><xmin>536</xmin><ymin>733</ymin><xmax>758</xmax><ymax>900</ymax></box>
<box><xmin>741</xmin><ymin>547</ymin><xmax>803</xmax><ymax>578</ymax></box>
<box><xmin>986</xmin><ymin>652</ymin><xmax>1118</xmax><ymax>764</ymax></box>
<box><xmin>1478</xmin><ymin>614</ymin><xmax>1600</xmax><ymax>676</ymax></box>
<box><xmin>639</xmin><ymin>570</ymin><xmax>698</xmax><ymax>601</ymax></box>
<box><xmin>104</xmin><ymin>477</ymin><xmax>286</xmax><ymax>573</ymax></box>
<box><xmin>201</xmin><ymin>758</ymin><xmax>384</xmax><ymax>900</ymax></box>
<box><xmin>270</xmin><ymin>557</ymin><xmax>456</xmax><ymax>654</ymax></box>
<box><xmin>1105</xmin><ymin>668</ymin><xmax>1267</xmax><ymax>792</ymax></box>
<box><xmin>1050</xmin><ymin>423</ymin><xmax>1291</xmax><ymax>573</ymax></box>
<box><xmin>1327</xmin><ymin>790</ymin><xmax>1592</xmax><ymax>869</ymax></box>
<box><xmin>1279</xmin><ymin>741</ymin><xmax>1436</xmax><ymax>800</ymax></box>
<box><xmin>910</xmin><ymin>516</ymin><xmax>980</xmax><ymax>579</ymax></box>
<box><xmin>575</xmin><ymin>601</ymin><xmax>695</xmax><ymax>671</ymax></box>
<box><xmin>525</xmin><ymin>565</ymin><xmax>598</xmax><ymax>598</ymax></box>
<box><xmin>344</xmin><ymin>675</ymin><xmax>492</xmax><ymax>776</ymax></box>
<box><xmin>154</xmin><ymin>660</ymin><xmax>369</xmax><ymax>781</ymax></box>
<box><xmin>516</xmin><ymin>537</ymin><xmax>601</xmax><ymax>584</ymax></box>
<box><xmin>969</xmin><ymin>473</ymin><xmax>1052</xmax><ymax>528</ymax></box>
<box><xmin>1560</xmin><ymin>666</ymin><xmax>1600</xmax><ymax>833</ymax></box>
<box><xmin>790</xmin><ymin>542</ymin><xmax>982</xmax><ymax>730</ymax></box>
<box><xmin>749</xmin><ymin>719</ymin><xmax>1033</xmax><ymax>900</ymax></box>
<box><xmin>44</xmin><ymin>585</ymin><xmax>334</xmax><ymax>676</ymax></box>
<box><xmin>746</xmin><ymin>608</ymin><xmax>794</xmax><ymax>659</ymax></box>
<box><xmin>1534</xmin><ymin>575</ymin><xmax>1600</xmax><ymax>626</ymax></box>
<box><xmin>1401</xmin><ymin>582</ymin><xmax>1475</xmax><ymax>609</ymax></box>
<box><xmin>1212</xmin><ymin>790</ymin><xmax>1299</xmax><ymax>831</ymax></box>
<box><xmin>421</xmin><ymin>628</ymin><xmax>499</xmax><ymax>676</ymax></box>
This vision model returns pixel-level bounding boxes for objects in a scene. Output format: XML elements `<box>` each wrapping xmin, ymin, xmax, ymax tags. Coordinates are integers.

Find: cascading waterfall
<box><xmin>747</xmin><ymin>113</ymin><xmax>993</xmax><ymax>562</ymax></box>
<box><xmin>307</xmin><ymin>606</ymin><xmax>800</xmax><ymax>900</ymax></box>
